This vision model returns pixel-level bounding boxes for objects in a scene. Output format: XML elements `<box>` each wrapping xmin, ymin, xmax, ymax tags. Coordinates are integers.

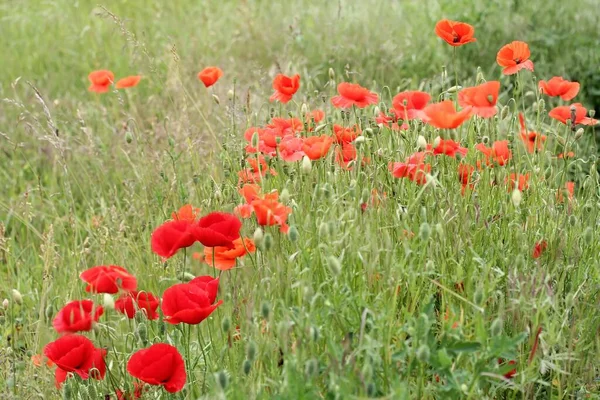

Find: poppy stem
<box><xmin>453</xmin><ymin>47</ymin><xmax>459</xmax><ymax>106</ymax></box>
<box><xmin>212</xmin><ymin>247</ymin><xmax>216</xmax><ymax>278</ymax></box>
<box><xmin>182</xmin><ymin>248</ymin><xmax>187</xmax><ymax>282</ymax></box>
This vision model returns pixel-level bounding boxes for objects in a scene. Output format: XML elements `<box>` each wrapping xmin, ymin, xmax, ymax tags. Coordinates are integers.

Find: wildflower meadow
<box><xmin>1</xmin><ymin>1</ymin><xmax>600</xmax><ymax>399</ymax></box>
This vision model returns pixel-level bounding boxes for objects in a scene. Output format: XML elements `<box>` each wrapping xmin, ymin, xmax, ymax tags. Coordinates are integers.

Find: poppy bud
<box><xmin>103</xmin><ymin>293</ymin><xmax>115</xmax><ymax>310</ymax></box>
<box><xmin>261</xmin><ymin>301</ymin><xmax>270</xmax><ymax>320</ymax></box>
<box><xmin>373</xmin><ymin>106</ymin><xmax>381</xmax><ymax>117</ymax></box>
<box><xmin>310</xmin><ymin>326</ymin><xmax>319</xmax><ymax>342</ymax></box>
<box><xmin>474</xmin><ymin>288</ymin><xmax>484</xmax><ymax>305</ymax></box>
<box><xmin>574</xmin><ymin>128</ymin><xmax>584</xmax><ymax>140</ymax></box>
<box><xmin>461</xmin><ymin>384</ymin><xmax>468</xmax><ymax>393</ymax></box>
<box><xmin>537</xmin><ymin>99</ymin><xmax>545</xmax><ymax>113</ymax></box>
<box><xmin>136</xmin><ymin>322</ymin><xmax>148</xmax><ymax>345</ymax></box>
<box><xmin>326</xmin><ymin>256</ymin><xmax>342</xmax><ymax>276</ymax></box>
<box><xmin>318</xmin><ymin>222</ymin><xmax>329</xmax><ymax>237</ymax></box>
<box><xmin>568</xmin><ymin>215</ymin><xmax>577</xmax><ymax>226</ymax></box>
<box><xmin>125</xmin><ymin>130</ymin><xmax>133</xmax><ymax>144</ymax></box>
<box><xmin>222</xmin><ymin>316</ymin><xmax>231</xmax><ymax>333</ymax></box>
<box><xmin>305</xmin><ymin>358</ymin><xmax>318</xmax><ymax>377</ymax></box>
<box><xmin>328</xmin><ymin>68</ymin><xmax>335</xmax><ymax>80</ymax></box>
<box><xmin>556</xmin><ymin>136</ymin><xmax>566</xmax><ymax>146</ymax></box>
<box><xmin>11</xmin><ymin>289</ymin><xmax>22</xmax><ymax>305</ymax></box>
<box><xmin>243</xmin><ymin>359</ymin><xmax>252</xmax><ymax>375</ymax></box>
<box><xmin>287</xmin><ymin>226</ymin><xmax>299</xmax><ymax>242</ymax></box>
<box><xmin>280</xmin><ymin>188</ymin><xmax>290</xmax><ymax>204</ymax></box>
<box><xmin>435</xmin><ymin>223</ymin><xmax>443</xmax><ymax>237</ymax></box>
<box><xmin>417</xmin><ymin>135</ymin><xmax>428</xmax><ymax>150</ymax></box>
<box><xmin>490</xmin><ymin>318</ymin><xmax>503</xmax><ymax>336</ymax></box>
<box><xmin>584</xmin><ymin>227</ymin><xmax>593</xmax><ymax>244</ymax></box>
<box><xmin>589</xmin><ymin>109</ymin><xmax>596</xmax><ymax>118</ymax></box>
<box><xmin>511</xmin><ymin>189</ymin><xmax>522</xmax><ymax>207</ymax></box>
<box><xmin>322</xmin><ymin>183</ymin><xmax>333</xmax><ymax>199</ymax></box>
<box><xmin>482</xmin><ymin>135</ymin><xmax>489</xmax><ymax>144</ymax></box>
<box><xmin>425</xmin><ymin>260</ymin><xmax>435</xmax><ymax>272</ymax></box>
<box><xmin>263</xmin><ymin>233</ymin><xmax>273</xmax><ymax>251</ymax></box>
<box><xmin>420</xmin><ymin>207</ymin><xmax>427</xmax><ymax>220</ymax></box>
<box><xmin>476</xmin><ymin>68</ymin><xmax>484</xmax><ymax>83</ymax></box>
<box><xmin>433</xmin><ymin>136</ymin><xmax>441</xmax><ymax>149</ymax></box>
<box><xmin>418</xmin><ymin>223</ymin><xmax>431</xmax><ymax>241</ymax></box>
<box><xmin>212</xmin><ymin>94</ymin><xmax>220</xmax><ymax>105</ymax></box>
<box><xmin>301</xmin><ymin>156</ymin><xmax>312</xmax><ymax>173</ymax></box>
<box><xmin>354</xmin><ymin>136</ymin><xmax>366</xmax><ymax>148</ymax></box>
<box><xmin>500</xmin><ymin>105</ymin><xmax>510</xmax><ymax>120</ymax></box>
<box><xmin>216</xmin><ymin>370</ymin><xmax>229</xmax><ymax>391</ymax></box>
<box><xmin>360</xmin><ymin>189</ymin><xmax>370</xmax><ymax>204</ymax></box>
<box><xmin>246</xmin><ymin>341</ymin><xmax>257</xmax><ymax>362</ymax></box>
<box><xmin>2</xmin><ymin>299</ymin><xmax>8</xmax><ymax>309</ymax></box>
<box><xmin>227</xmin><ymin>89</ymin><xmax>234</xmax><ymax>100</ymax></box>
<box><xmin>446</xmin><ymin>85</ymin><xmax>462</xmax><ymax>93</ymax></box>
<box><xmin>253</xmin><ymin>228</ymin><xmax>264</xmax><ymax>248</ymax></box>
<box><xmin>416</xmin><ymin>344</ymin><xmax>430</xmax><ymax>362</ymax></box>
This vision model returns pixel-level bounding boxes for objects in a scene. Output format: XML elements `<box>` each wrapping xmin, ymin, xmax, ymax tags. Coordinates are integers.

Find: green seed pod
<box><xmin>125</xmin><ymin>130</ymin><xmax>133</xmax><ymax>144</ymax></box>
<box><xmin>216</xmin><ymin>370</ymin><xmax>229</xmax><ymax>391</ymax></box>
<box><xmin>568</xmin><ymin>215</ymin><xmax>577</xmax><ymax>226</ymax></box>
<box><xmin>583</xmin><ymin>227</ymin><xmax>593</xmax><ymax>244</ymax></box>
<box><xmin>416</xmin><ymin>344</ymin><xmax>430</xmax><ymax>363</ymax></box>
<box><xmin>246</xmin><ymin>341</ymin><xmax>257</xmax><ymax>362</ymax></box>
<box><xmin>500</xmin><ymin>105</ymin><xmax>510</xmax><ymax>120</ymax></box>
<box><xmin>327</xmin><ymin>256</ymin><xmax>342</xmax><ymax>276</ymax></box>
<box><xmin>243</xmin><ymin>359</ymin><xmax>252</xmax><ymax>375</ymax></box>
<box><xmin>310</xmin><ymin>326</ymin><xmax>319</xmax><ymax>342</ymax></box>
<box><xmin>136</xmin><ymin>323</ymin><xmax>148</xmax><ymax>345</ymax></box>
<box><xmin>474</xmin><ymin>288</ymin><xmax>484</xmax><ymax>305</ymax></box>
<box><xmin>263</xmin><ymin>233</ymin><xmax>273</xmax><ymax>251</ymax></box>
<box><xmin>222</xmin><ymin>316</ymin><xmax>231</xmax><ymax>333</ymax></box>
<box><xmin>280</xmin><ymin>188</ymin><xmax>290</xmax><ymax>204</ymax></box>
<box><xmin>253</xmin><ymin>228</ymin><xmax>264</xmax><ymax>249</ymax></box>
<box><xmin>491</xmin><ymin>318</ymin><xmax>503</xmax><ymax>336</ymax></box>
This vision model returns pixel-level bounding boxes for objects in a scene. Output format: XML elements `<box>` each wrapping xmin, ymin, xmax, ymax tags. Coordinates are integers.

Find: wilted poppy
<box><xmin>44</xmin><ymin>334</ymin><xmax>106</xmax><ymax>388</ymax></box>
<box><xmin>270</xmin><ymin>74</ymin><xmax>300</xmax><ymax>103</ymax></box>
<box><xmin>127</xmin><ymin>343</ymin><xmax>186</xmax><ymax>393</ymax></box>
<box><xmin>115</xmin><ymin>291</ymin><xmax>160</xmax><ymax>320</ymax></box>
<box><xmin>303</xmin><ymin>135</ymin><xmax>333</xmax><ymax>160</ymax></box>
<box><xmin>198</xmin><ymin>66</ymin><xmax>223</xmax><ymax>87</ymax></box>
<box><xmin>506</xmin><ymin>173</ymin><xmax>530</xmax><ymax>192</ymax></box>
<box><xmin>161</xmin><ymin>282</ymin><xmax>223</xmax><ymax>325</ymax></box>
<box><xmin>52</xmin><ymin>300</ymin><xmax>103</xmax><ymax>333</ymax></box>
<box><xmin>496</xmin><ymin>41</ymin><xmax>534</xmax><ymax>75</ymax></box>
<box><xmin>115</xmin><ymin>76</ymin><xmax>141</xmax><ymax>89</ymax></box>
<box><xmin>197</xmin><ymin>237</ymin><xmax>256</xmax><ymax>270</ymax></box>
<box><xmin>475</xmin><ymin>140</ymin><xmax>512</xmax><ymax>167</ymax></box>
<box><xmin>80</xmin><ymin>265</ymin><xmax>137</xmax><ymax>294</ymax></box>
<box><xmin>548</xmin><ymin>103</ymin><xmax>598</xmax><ymax>126</ymax></box>
<box><xmin>88</xmin><ymin>70</ymin><xmax>114</xmax><ymax>93</ymax></box>
<box><xmin>538</xmin><ymin>77</ymin><xmax>579</xmax><ymax>101</ymax></box>
<box><xmin>518</xmin><ymin>113</ymin><xmax>546</xmax><ymax>153</ymax></box>
<box><xmin>172</xmin><ymin>204</ymin><xmax>201</xmax><ymax>222</ymax></box>
<box><xmin>458</xmin><ymin>81</ymin><xmax>500</xmax><ymax>118</ymax></box>
<box><xmin>435</xmin><ymin>19</ymin><xmax>476</xmax><ymax>47</ymax></box>
<box><xmin>423</xmin><ymin>101</ymin><xmax>472</xmax><ymax>129</ymax></box>
<box><xmin>331</xmin><ymin>82</ymin><xmax>378</xmax><ymax>109</ymax></box>
<box><xmin>430</xmin><ymin>139</ymin><xmax>468</xmax><ymax>158</ymax></box>
<box><xmin>151</xmin><ymin>220</ymin><xmax>198</xmax><ymax>259</ymax></box>
<box><xmin>392</xmin><ymin>91</ymin><xmax>431</xmax><ymax>121</ymax></box>
<box><xmin>333</xmin><ymin>124</ymin><xmax>361</xmax><ymax>144</ymax></box>
<box><xmin>532</xmin><ymin>241</ymin><xmax>547</xmax><ymax>259</ymax></box>
<box><xmin>196</xmin><ymin>212</ymin><xmax>242</xmax><ymax>248</ymax></box>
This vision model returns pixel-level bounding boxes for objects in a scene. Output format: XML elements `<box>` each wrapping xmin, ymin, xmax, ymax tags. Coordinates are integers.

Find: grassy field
<box><xmin>1</xmin><ymin>0</ymin><xmax>600</xmax><ymax>399</ymax></box>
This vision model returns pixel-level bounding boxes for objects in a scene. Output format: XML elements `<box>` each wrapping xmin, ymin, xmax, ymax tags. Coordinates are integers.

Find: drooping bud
<box><xmin>11</xmin><ymin>289</ymin><xmax>22</xmax><ymax>305</ymax></box>
<box><xmin>301</xmin><ymin>156</ymin><xmax>312</xmax><ymax>173</ymax></box>
<box><xmin>212</xmin><ymin>94</ymin><xmax>220</xmax><ymax>105</ymax></box>
<box><xmin>253</xmin><ymin>228</ymin><xmax>264</xmax><ymax>249</ymax></box>
<box><xmin>583</xmin><ymin>227</ymin><xmax>593</xmax><ymax>244</ymax></box>
<box><xmin>136</xmin><ymin>322</ymin><xmax>148</xmax><ymax>345</ymax></box>
<box><xmin>328</xmin><ymin>68</ymin><xmax>335</xmax><ymax>80</ymax></box>
<box><xmin>2</xmin><ymin>299</ymin><xmax>8</xmax><ymax>309</ymax></box>
<box><xmin>511</xmin><ymin>189</ymin><xmax>522</xmax><ymax>207</ymax></box>
<box><xmin>574</xmin><ymin>128</ymin><xmax>584</xmax><ymax>140</ymax></box>
<box><xmin>417</xmin><ymin>135</ymin><xmax>428</xmax><ymax>150</ymax></box>
<box><xmin>280</xmin><ymin>188</ymin><xmax>290</xmax><ymax>204</ymax></box>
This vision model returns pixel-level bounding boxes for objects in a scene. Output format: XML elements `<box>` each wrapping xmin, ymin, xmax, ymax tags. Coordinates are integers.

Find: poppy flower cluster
<box><xmin>88</xmin><ymin>70</ymin><xmax>141</xmax><ymax>93</ymax></box>
<box><xmin>235</xmin><ymin>184</ymin><xmax>292</xmax><ymax>233</ymax></box>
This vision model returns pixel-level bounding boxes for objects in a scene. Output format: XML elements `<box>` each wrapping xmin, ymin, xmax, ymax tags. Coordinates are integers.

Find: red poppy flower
<box><xmin>269</xmin><ymin>74</ymin><xmax>300</xmax><ymax>103</ymax></box>
<box><xmin>475</xmin><ymin>140</ymin><xmax>512</xmax><ymax>167</ymax></box>
<box><xmin>506</xmin><ymin>173</ymin><xmax>530</xmax><ymax>192</ymax></box>
<box><xmin>498</xmin><ymin>359</ymin><xmax>517</xmax><ymax>379</ymax></box>
<box><xmin>335</xmin><ymin>142</ymin><xmax>358</xmax><ymax>170</ymax></box>
<box><xmin>423</xmin><ymin>101</ymin><xmax>472</xmax><ymax>129</ymax></box>
<box><xmin>435</xmin><ymin>19</ymin><xmax>476</xmax><ymax>47</ymax></box>
<box><xmin>278</xmin><ymin>136</ymin><xmax>305</xmax><ymax>162</ymax></box>
<box><xmin>251</xmin><ymin>194</ymin><xmax>293</xmax><ymax>233</ymax></box>
<box><xmin>333</xmin><ymin>124</ymin><xmax>361</xmax><ymax>144</ymax></box>
<box><xmin>458</xmin><ymin>81</ymin><xmax>500</xmax><ymax>118</ymax></box>
<box><xmin>172</xmin><ymin>204</ymin><xmax>201</xmax><ymax>222</ymax></box>
<box><xmin>518</xmin><ymin>113</ymin><xmax>546</xmax><ymax>153</ymax></box>
<box><xmin>389</xmin><ymin>152</ymin><xmax>431</xmax><ymax>185</ymax></box>
<box><xmin>115</xmin><ymin>291</ymin><xmax>160</xmax><ymax>320</ymax></box>
<box><xmin>44</xmin><ymin>334</ymin><xmax>106</xmax><ymax>388</ymax></box>
<box><xmin>52</xmin><ymin>300</ymin><xmax>103</xmax><ymax>333</ymax></box>
<box><xmin>267</xmin><ymin>117</ymin><xmax>304</xmax><ymax>136</ymax></box>
<box><xmin>303</xmin><ymin>135</ymin><xmax>334</xmax><ymax>160</ymax></box>
<box><xmin>308</xmin><ymin>109</ymin><xmax>325</xmax><ymax>123</ymax></box>
<box><xmin>188</xmin><ymin>276</ymin><xmax>220</xmax><ymax>303</ymax></box>
<box><xmin>161</xmin><ymin>282</ymin><xmax>223</xmax><ymax>325</ymax></box>
<box><xmin>532</xmin><ymin>241</ymin><xmax>547</xmax><ymax>259</ymax></box>
<box><xmin>392</xmin><ymin>91</ymin><xmax>431</xmax><ymax>121</ymax></box>
<box><xmin>331</xmin><ymin>82</ymin><xmax>378</xmax><ymax>109</ymax></box>
<box><xmin>151</xmin><ymin>220</ymin><xmax>198</xmax><ymax>259</ymax></box>
<box><xmin>244</xmin><ymin>127</ymin><xmax>276</xmax><ymax>155</ymax></box>
<box><xmin>196</xmin><ymin>237</ymin><xmax>256</xmax><ymax>270</ymax></box>
<box><xmin>430</xmin><ymin>139</ymin><xmax>468</xmax><ymax>158</ymax></box>
<box><xmin>556</xmin><ymin>181</ymin><xmax>575</xmax><ymax>203</ymax></box>
<box><xmin>538</xmin><ymin>77</ymin><xmax>580</xmax><ymax>101</ymax></box>
<box><xmin>127</xmin><ymin>343</ymin><xmax>186</xmax><ymax>393</ymax></box>
<box><xmin>195</xmin><ymin>212</ymin><xmax>242</xmax><ymax>248</ymax></box>
<box><xmin>80</xmin><ymin>265</ymin><xmax>137</xmax><ymax>294</ymax></box>
<box><xmin>115</xmin><ymin>76</ymin><xmax>142</xmax><ymax>89</ymax></box>
<box><xmin>548</xmin><ymin>103</ymin><xmax>598</xmax><ymax>126</ymax></box>
<box><xmin>88</xmin><ymin>70</ymin><xmax>114</xmax><ymax>93</ymax></box>
<box><xmin>496</xmin><ymin>41</ymin><xmax>534</xmax><ymax>75</ymax></box>
<box><xmin>198</xmin><ymin>67</ymin><xmax>223</xmax><ymax>87</ymax></box>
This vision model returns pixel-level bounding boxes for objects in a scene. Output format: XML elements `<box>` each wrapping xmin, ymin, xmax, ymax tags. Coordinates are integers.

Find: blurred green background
<box><xmin>1</xmin><ymin>0</ymin><xmax>599</xmax><ymax>109</ymax></box>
